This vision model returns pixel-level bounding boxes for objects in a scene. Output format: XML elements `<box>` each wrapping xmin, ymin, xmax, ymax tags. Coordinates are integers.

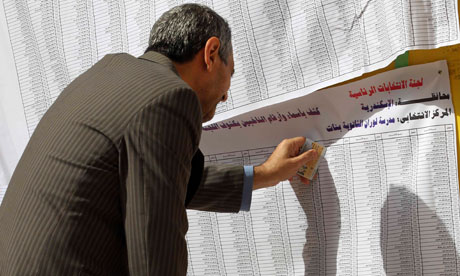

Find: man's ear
<box><xmin>203</xmin><ymin>37</ymin><xmax>220</xmax><ymax>72</ymax></box>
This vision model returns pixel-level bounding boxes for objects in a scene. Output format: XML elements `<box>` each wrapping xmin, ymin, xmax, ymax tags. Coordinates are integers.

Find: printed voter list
<box><xmin>189</xmin><ymin>60</ymin><xmax>460</xmax><ymax>275</ymax></box>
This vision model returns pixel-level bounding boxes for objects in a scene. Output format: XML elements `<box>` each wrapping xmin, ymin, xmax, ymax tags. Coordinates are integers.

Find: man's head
<box><xmin>145</xmin><ymin>4</ymin><xmax>234</xmax><ymax>122</ymax></box>
<box><xmin>145</xmin><ymin>4</ymin><xmax>232</xmax><ymax>64</ymax></box>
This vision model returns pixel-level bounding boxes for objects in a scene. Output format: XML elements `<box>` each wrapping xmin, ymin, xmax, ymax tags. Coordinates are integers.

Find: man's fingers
<box><xmin>285</xmin><ymin>137</ymin><xmax>306</xmax><ymax>154</ymax></box>
<box><xmin>290</xmin><ymin>136</ymin><xmax>307</xmax><ymax>147</ymax></box>
<box><xmin>293</xmin><ymin>149</ymin><xmax>318</xmax><ymax>165</ymax></box>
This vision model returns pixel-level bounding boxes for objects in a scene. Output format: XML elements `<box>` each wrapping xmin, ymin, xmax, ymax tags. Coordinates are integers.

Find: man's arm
<box><xmin>186</xmin><ymin>164</ymin><xmax>244</xmax><ymax>212</ymax></box>
<box><xmin>187</xmin><ymin>137</ymin><xmax>317</xmax><ymax>212</ymax></box>
<box><xmin>119</xmin><ymin>88</ymin><xmax>201</xmax><ymax>276</ymax></box>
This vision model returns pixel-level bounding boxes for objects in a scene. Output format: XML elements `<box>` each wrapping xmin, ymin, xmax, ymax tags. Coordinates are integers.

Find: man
<box><xmin>0</xmin><ymin>4</ymin><xmax>317</xmax><ymax>275</ymax></box>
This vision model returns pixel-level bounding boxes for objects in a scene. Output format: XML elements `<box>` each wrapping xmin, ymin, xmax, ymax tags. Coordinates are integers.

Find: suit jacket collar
<box><xmin>138</xmin><ymin>51</ymin><xmax>180</xmax><ymax>76</ymax></box>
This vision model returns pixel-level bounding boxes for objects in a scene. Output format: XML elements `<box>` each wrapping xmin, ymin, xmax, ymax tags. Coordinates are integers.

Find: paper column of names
<box><xmin>124</xmin><ymin>0</ymin><xmax>153</xmax><ymax>57</ymax></box>
<box><xmin>247</xmin><ymin>0</ymin><xmax>305</xmax><ymax>95</ymax></box>
<box><xmin>349</xmin><ymin>135</ymin><xmax>385</xmax><ymax>274</ymax></box>
<box><xmin>447</xmin><ymin>125</ymin><xmax>460</xmax><ymax>272</ymax></box>
<box><xmin>414</xmin><ymin>126</ymin><xmax>458</xmax><ymax>274</ymax></box>
<box><xmin>410</xmin><ymin>129</ymin><xmax>422</xmax><ymax>275</ymax></box>
<box><xmin>382</xmin><ymin>130</ymin><xmax>419</xmax><ymax>275</ymax></box>
<box><xmin>213</xmin><ymin>0</ymin><xmax>268</xmax><ymax>113</ymax></box>
<box><xmin>60</xmin><ymin>0</ymin><xmax>98</xmax><ymax>79</ymax></box>
<box><xmin>4</xmin><ymin>0</ymin><xmax>54</xmax><ymax>134</ymax></box>
<box><xmin>344</xmin><ymin>138</ymin><xmax>358</xmax><ymax>275</ymax></box>
<box><xmin>316</xmin><ymin>139</ymin><xmax>353</xmax><ymax>275</ymax></box>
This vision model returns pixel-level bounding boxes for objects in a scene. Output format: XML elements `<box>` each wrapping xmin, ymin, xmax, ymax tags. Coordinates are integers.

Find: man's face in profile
<box><xmin>202</xmin><ymin>51</ymin><xmax>234</xmax><ymax>122</ymax></box>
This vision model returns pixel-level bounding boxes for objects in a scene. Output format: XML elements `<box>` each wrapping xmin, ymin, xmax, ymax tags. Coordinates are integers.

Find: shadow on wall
<box><xmin>290</xmin><ymin>175</ymin><xmax>460</xmax><ymax>275</ymax></box>
<box><xmin>291</xmin><ymin>161</ymin><xmax>341</xmax><ymax>275</ymax></box>
<box><xmin>380</xmin><ymin>185</ymin><xmax>459</xmax><ymax>275</ymax></box>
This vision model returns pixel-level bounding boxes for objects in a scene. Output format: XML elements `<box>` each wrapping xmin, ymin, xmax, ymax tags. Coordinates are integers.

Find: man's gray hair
<box><xmin>145</xmin><ymin>4</ymin><xmax>232</xmax><ymax>64</ymax></box>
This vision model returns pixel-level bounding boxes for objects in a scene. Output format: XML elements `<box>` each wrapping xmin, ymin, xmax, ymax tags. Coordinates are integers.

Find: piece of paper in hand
<box><xmin>296</xmin><ymin>138</ymin><xmax>326</xmax><ymax>180</ymax></box>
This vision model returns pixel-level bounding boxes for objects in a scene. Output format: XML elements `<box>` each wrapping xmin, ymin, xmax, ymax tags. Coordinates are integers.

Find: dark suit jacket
<box><xmin>0</xmin><ymin>52</ymin><xmax>244</xmax><ymax>275</ymax></box>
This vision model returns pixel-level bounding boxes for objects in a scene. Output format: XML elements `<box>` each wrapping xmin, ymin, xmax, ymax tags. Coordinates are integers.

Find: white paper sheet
<box><xmin>187</xmin><ymin>60</ymin><xmax>460</xmax><ymax>275</ymax></box>
<box><xmin>0</xmin><ymin>0</ymin><xmax>459</xmax><ymax>191</ymax></box>
<box><xmin>210</xmin><ymin>0</ymin><xmax>460</xmax><ymax>124</ymax></box>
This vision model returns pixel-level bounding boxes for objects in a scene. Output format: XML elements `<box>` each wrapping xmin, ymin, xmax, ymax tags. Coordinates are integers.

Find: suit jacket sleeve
<box><xmin>186</xmin><ymin>159</ymin><xmax>245</xmax><ymax>213</ymax></box>
<box><xmin>118</xmin><ymin>88</ymin><xmax>201</xmax><ymax>276</ymax></box>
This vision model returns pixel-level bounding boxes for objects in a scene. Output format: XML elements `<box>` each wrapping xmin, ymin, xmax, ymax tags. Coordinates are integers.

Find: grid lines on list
<box><xmin>186</xmin><ymin>124</ymin><xmax>460</xmax><ymax>275</ymax></box>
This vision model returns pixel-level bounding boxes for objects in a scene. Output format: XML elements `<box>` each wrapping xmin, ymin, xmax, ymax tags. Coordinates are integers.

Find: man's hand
<box><xmin>253</xmin><ymin>137</ymin><xmax>318</xmax><ymax>190</ymax></box>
